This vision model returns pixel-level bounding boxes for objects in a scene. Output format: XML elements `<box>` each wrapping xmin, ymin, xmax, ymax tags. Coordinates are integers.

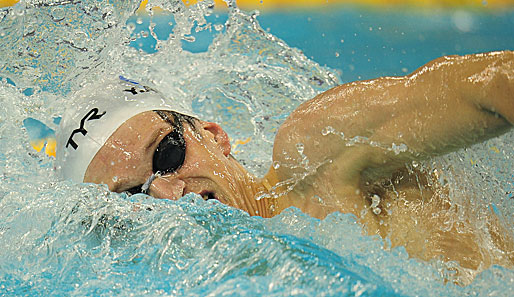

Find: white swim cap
<box><xmin>56</xmin><ymin>76</ymin><xmax>195</xmax><ymax>183</ymax></box>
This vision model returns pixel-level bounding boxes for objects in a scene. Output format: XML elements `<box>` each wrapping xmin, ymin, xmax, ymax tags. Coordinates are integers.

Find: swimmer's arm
<box><xmin>272</xmin><ymin>51</ymin><xmax>513</xmax><ymax>183</ymax></box>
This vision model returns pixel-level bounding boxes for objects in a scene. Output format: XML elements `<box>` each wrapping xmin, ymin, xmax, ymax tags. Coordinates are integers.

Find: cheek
<box><xmin>149</xmin><ymin>178</ymin><xmax>186</xmax><ymax>200</ymax></box>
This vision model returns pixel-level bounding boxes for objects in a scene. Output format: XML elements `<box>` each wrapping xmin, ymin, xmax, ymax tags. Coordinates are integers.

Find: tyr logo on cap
<box><xmin>66</xmin><ymin>108</ymin><xmax>106</xmax><ymax>150</ymax></box>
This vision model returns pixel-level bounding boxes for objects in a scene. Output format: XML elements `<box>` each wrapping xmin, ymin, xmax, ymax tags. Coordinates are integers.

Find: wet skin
<box><xmin>84</xmin><ymin>112</ymin><xmax>271</xmax><ymax>216</ymax></box>
<box><xmin>84</xmin><ymin>51</ymin><xmax>514</xmax><ymax>282</ymax></box>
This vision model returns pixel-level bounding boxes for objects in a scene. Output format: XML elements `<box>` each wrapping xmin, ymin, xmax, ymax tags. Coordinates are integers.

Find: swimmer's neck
<box><xmin>229</xmin><ymin>162</ymin><xmax>293</xmax><ymax>218</ymax></box>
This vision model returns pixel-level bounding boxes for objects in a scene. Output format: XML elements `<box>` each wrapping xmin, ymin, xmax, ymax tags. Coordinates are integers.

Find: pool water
<box><xmin>1</xmin><ymin>0</ymin><xmax>513</xmax><ymax>296</ymax></box>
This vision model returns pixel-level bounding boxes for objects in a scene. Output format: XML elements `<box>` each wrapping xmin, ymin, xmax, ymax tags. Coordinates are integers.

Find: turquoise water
<box><xmin>258</xmin><ymin>8</ymin><xmax>514</xmax><ymax>82</ymax></box>
<box><xmin>1</xmin><ymin>1</ymin><xmax>513</xmax><ymax>296</ymax></box>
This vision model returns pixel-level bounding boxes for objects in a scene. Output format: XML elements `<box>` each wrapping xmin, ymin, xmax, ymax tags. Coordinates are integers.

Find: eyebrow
<box><xmin>112</xmin><ymin>130</ymin><xmax>161</xmax><ymax>193</ymax></box>
<box><xmin>117</xmin><ymin>113</ymin><xmax>181</xmax><ymax>193</ymax></box>
<box><xmin>144</xmin><ymin>126</ymin><xmax>170</xmax><ymax>153</ymax></box>
<box><xmin>143</xmin><ymin>112</ymin><xmax>179</xmax><ymax>153</ymax></box>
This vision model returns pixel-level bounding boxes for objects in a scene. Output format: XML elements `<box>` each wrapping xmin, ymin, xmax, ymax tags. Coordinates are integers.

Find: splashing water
<box><xmin>1</xmin><ymin>0</ymin><xmax>513</xmax><ymax>296</ymax></box>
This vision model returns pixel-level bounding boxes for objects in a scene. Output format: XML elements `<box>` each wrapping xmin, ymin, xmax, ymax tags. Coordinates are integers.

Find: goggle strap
<box><xmin>141</xmin><ymin>171</ymin><xmax>161</xmax><ymax>194</ymax></box>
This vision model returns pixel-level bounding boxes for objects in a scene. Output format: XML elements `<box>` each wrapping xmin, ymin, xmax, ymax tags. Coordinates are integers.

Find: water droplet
<box><xmin>295</xmin><ymin>143</ymin><xmax>304</xmax><ymax>154</ymax></box>
<box><xmin>313</xmin><ymin>195</ymin><xmax>324</xmax><ymax>204</ymax></box>
<box><xmin>72</xmin><ymin>31</ymin><xmax>88</xmax><ymax>48</ymax></box>
<box><xmin>136</xmin><ymin>17</ymin><xmax>143</xmax><ymax>25</ymax></box>
<box><xmin>183</xmin><ymin>35</ymin><xmax>195</xmax><ymax>42</ymax></box>
<box><xmin>321</xmin><ymin>126</ymin><xmax>335</xmax><ymax>136</ymax></box>
<box><xmin>110</xmin><ymin>161</ymin><xmax>115</xmax><ymax>166</ymax></box>
<box><xmin>371</xmin><ymin>194</ymin><xmax>381</xmax><ymax>208</ymax></box>
<box><xmin>452</xmin><ymin>10</ymin><xmax>474</xmax><ymax>33</ymax></box>
<box><xmin>51</xmin><ymin>7</ymin><xmax>65</xmax><ymax>21</ymax></box>
<box><xmin>335</xmin><ymin>52</ymin><xmax>340</xmax><ymax>58</ymax></box>
<box><xmin>273</xmin><ymin>161</ymin><xmax>280</xmax><ymax>169</ymax></box>
<box><xmin>391</xmin><ymin>143</ymin><xmax>407</xmax><ymax>154</ymax></box>
<box><xmin>112</xmin><ymin>176</ymin><xmax>118</xmax><ymax>182</ymax></box>
<box><xmin>127</xmin><ymin>23</ymin><xmax>135</xmax><ymax>33</ymax></box>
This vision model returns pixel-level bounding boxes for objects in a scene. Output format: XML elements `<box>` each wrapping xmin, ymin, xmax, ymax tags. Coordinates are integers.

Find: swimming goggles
<box><xmin>125</xmin><ymin>129</ymin><xmax>186</xmax><ymax>195</ymax></box>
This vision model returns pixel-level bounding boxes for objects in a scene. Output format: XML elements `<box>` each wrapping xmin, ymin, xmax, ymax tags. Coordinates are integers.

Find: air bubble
<box><xmin>272</xmin><ymin>161</ymin><xmax>280</xmax><ymax>169</ymax></box>
<box><xmin>112</xmin><ymin>176</ymin><xmax>118</xmax><ymax>182</ymax></box>
<box><xmin>136</xmin><ymin>17</ymin><xmax>143</xmax><ymax>25</ymax></box>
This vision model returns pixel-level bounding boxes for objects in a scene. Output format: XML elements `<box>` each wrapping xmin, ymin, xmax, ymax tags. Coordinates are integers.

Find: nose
<box><xmin>149</xmin><ymin>177</ymin><xmax>186</xmax><ymax>200</ymax></box>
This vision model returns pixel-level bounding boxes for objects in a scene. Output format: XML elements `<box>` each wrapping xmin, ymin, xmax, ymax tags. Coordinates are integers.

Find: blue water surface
<box><xmin>258</xmin><ymin>7</ymin><xmax>514</xmax><ymax>82</ymax></box>
<box><xmin>1</xmin><ymin>2</ymin><xmax>514</xmax><ymax>296</ymax></box>
<box><xmin>129</xmin><ymin>7</ymin><xmax>514</xmax><ymax>82</ymax></box>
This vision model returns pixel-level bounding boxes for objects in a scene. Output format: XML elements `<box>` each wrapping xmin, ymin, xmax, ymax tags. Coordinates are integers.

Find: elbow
<box><xmin>464</xmin><ymin>52</ymin><xmax>514</xmax><ymax>125</ymax></box>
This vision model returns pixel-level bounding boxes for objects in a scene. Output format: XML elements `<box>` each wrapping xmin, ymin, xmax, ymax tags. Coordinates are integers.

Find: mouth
<box><xmin>199</xmin><ymin>190</ymin><xmax>218</xmax><ymax>201</ymax></box>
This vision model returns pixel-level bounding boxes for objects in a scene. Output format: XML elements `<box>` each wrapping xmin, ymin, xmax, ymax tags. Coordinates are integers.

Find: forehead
<box><xmin>110</xmin><ymin>111</ymin><xmax>172</xmax><ymax>145</ymax></box>
<box><xmin>84</xmin><ymin>111</ymin><xmax>173</xmax><ymax>189</ymax></box>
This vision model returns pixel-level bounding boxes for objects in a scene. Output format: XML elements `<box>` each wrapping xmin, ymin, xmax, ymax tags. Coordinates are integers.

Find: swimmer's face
<box><xmin>84</xmin><ymin>111</ymin><xmax>249</xmax><ymax>207</ymax></box>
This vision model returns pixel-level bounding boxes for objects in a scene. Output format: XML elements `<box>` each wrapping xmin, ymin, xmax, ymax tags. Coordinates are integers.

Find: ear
<box><xmin>201</xmin><ymin>121</ymin><xmax>231</xmax><ymax>156</ymax></box>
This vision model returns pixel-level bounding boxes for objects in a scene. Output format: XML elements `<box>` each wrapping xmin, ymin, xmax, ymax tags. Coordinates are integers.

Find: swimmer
<box><xmin>57</xmin><ymin>51</ymin><xmax>514</xmax><ymax>281</ymax></box>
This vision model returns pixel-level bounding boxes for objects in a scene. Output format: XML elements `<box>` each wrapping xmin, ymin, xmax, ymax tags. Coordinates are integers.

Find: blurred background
<box><xmin>1</xmin><ymin>0</ymin><xmax>513</xmax><ymax>83</ymax></box>
<box><xmin>135</xmin><ymin>0</ymin><xmax>514</xmax><ymax>82</ymax></box>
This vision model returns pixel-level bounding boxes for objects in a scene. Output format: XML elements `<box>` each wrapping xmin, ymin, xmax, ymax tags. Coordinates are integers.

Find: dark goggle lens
<box><xmin>152</xmin><ymin>130</ymin><xmax>186</xmax><ymax>175</ymax></box>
